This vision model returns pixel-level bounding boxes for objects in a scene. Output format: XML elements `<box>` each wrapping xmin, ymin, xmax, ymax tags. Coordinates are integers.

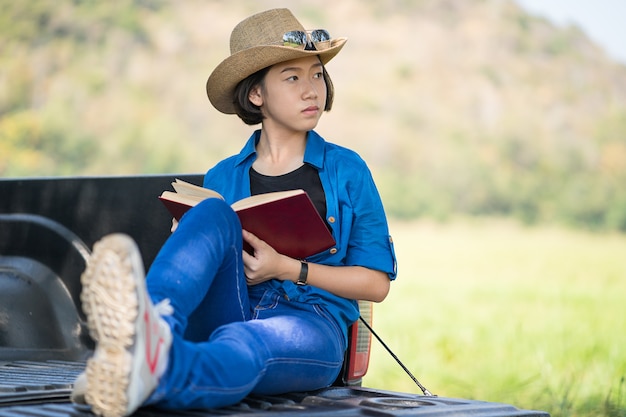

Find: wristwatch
<box><xmin>296</xmin><ymin>261</ymin><xmax>308</xmax><ymax>286</ymax></box>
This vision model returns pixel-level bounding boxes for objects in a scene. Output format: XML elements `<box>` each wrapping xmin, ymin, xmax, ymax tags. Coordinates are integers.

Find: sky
<box><xmin>514</xmin><ymin>0</ymin><xmax>626</xmax><ymax>64</ymax></box>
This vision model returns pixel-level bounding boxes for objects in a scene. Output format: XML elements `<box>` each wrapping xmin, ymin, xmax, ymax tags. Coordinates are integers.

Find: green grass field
<box><xmin>363</xmin><ymin>219</ymin><xmax>626</xmax><ymax>417</ymax></box>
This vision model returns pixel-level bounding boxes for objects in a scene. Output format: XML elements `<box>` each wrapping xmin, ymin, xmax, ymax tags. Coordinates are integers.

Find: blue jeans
<box><xmin>144</xmin><ymin>198</ymin><xmax>346</xmax><ymax>410</ymax></box>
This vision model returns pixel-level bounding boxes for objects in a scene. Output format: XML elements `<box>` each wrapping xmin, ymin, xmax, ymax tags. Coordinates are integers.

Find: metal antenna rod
<box><xmin>359</xmin><ymin>316</ymin><xmax>436</xmax><ymax>397</ymax></box>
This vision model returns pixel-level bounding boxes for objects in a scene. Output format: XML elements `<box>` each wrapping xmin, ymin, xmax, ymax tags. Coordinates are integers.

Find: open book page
<box><xmin>171</xmin><ymin>179</ymin><xmax>303</xmax><ymax>210</ymax></box>
<box><xmin>158</xmin><ymin>180</ymin><xmax>223</xmax><ymax>221</ymax></box>
<box><xmin>172</xmin><ymin>179</ymin><xmax>224</xmax><ymax>200</ymax></box>
<box><xmin>158</xmin><ymin>190</ymin><xmax>203</xmax><ymax>207</ymax></box>
<box><xmin>231</xmin><ymin>189</ymin><xmax>304</xmax><ymax>211</ymax></box>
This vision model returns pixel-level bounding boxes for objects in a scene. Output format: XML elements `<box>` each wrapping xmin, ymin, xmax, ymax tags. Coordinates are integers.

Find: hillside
<box><xmin>1</xmin><ymin>0</ymin><xmax>626</xmax><ymax>230</ymax></box>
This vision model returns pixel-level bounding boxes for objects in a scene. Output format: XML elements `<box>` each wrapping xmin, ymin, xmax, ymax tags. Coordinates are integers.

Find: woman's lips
<box><xmin>302</xmin><ymin>106</ymin><xmax>319</xmax><ymax>116</ymax></box>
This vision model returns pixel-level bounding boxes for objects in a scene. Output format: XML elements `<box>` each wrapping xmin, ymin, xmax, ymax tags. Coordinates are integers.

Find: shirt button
<box><xmin>327</xmin><ymin>216</ymin><xmax>336</xmax><ymax>223</ymax></box>
<box><xmin>330</xmin><ymin>248</ymin><xmax>337</xmax><ymax>254</ymax></box>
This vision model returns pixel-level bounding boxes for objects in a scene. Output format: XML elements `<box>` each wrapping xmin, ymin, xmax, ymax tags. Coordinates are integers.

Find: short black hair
<box><xmin>232</xmin><ymin>64</ymin><xmax>335</xmax><ymax>126</ymax></box>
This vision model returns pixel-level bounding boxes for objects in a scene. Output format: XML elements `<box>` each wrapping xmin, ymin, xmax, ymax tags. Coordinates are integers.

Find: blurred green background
<box><xmin>363</xmin><ymin>219</ymin><xmax>625</xmax><ymax>417</ymax></box>
<box><xmin>3</xmin><ymin>0</ymin><xmax>626</xmax><ymax>232</ymax></box>
<box><xmin>1</xmin><ymin>1</ymin><xmax>625</xmax><ymax>416</ymax></box>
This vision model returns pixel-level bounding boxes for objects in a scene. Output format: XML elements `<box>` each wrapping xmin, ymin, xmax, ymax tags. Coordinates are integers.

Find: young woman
<box><xmin>72</xmin><ymin>8</ymin><xmax>397</xmax><ymax>417</ymax></box>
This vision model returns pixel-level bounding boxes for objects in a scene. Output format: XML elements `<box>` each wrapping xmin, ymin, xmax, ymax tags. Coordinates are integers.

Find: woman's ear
<box><xmin>248</xmin><ymin>85</ymin><xmax>263</xmax><ymax>107</ymax></box>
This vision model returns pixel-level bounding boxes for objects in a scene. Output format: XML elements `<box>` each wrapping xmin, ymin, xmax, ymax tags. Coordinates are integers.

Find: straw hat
<box><xmin>206</xmin><ymin>8</ymin><xmax>347</xmax><ymax>114</ymax></box>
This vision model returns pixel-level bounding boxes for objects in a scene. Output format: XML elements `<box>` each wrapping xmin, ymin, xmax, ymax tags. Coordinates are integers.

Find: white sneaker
<box><xmin>74</xmin><ymin>234</ymin><xmax>172</xmax><ymax>417</ymax></box>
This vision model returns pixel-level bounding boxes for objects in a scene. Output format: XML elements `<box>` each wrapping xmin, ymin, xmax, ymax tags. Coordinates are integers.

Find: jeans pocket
<box><xmin>251</xmin><ymin>289</ymin><xmax>280</xmax><ymax>318</ymax></box>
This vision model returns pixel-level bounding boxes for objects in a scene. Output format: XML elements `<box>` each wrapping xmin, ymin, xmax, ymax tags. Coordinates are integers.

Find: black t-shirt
<box><xmin>249</xmin><ymin>164</ymin><xmax>329</xmax><ymax>229</ymax></box>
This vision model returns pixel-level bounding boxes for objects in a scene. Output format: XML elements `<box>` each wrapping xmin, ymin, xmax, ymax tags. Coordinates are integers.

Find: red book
<box><xmin>159</xmin><ymin>179</ymin><xmax>335</xmax><ymax>259</ymax></box>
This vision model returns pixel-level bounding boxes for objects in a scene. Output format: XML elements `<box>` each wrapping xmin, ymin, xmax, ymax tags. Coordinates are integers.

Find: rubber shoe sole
<box><xmin>80</xmin><ymin>234</ymin><xmax>171</xmax><ymax>417</ymax></box>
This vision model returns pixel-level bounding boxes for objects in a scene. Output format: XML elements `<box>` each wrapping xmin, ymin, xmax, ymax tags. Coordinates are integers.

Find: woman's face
<box><xmin>250</xmin><ymin>55</ymin><xmax>327</xmax><ymax>134</ymax></box>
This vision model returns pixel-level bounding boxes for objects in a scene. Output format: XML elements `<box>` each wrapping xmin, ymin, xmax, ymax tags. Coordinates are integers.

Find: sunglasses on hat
<box><xmin>282</xmin><ymin>29</ymin><xmax>331</xmax><ymax>51</ymax></box>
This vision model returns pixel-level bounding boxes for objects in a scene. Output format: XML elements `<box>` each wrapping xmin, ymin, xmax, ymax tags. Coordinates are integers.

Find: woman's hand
<box><xmin>171</xmin><ymin>218</ymin><xmax>179</xmax><ymax>233</ymax></box>
<box><xmin>242</xmin><ymin>229</ymin><xmax>299</xmax><ymax>286</ymax></box>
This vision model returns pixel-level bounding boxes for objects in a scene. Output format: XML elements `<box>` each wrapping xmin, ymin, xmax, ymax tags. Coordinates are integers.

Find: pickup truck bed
<box><xmin>0</xmin><ymin>175</ymin><xmax>549</xmax><ymax>417</ymax></box>
<box><xmin>0</xmin><ymin>360</ymin><xmax>546</xmax><ymax>417</ymax></box>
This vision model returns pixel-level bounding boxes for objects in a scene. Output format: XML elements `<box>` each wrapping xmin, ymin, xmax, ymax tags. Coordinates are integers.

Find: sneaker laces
<box><xmin>154</xmin><ymin>298</ymin><xmax>174</xmax><ymax>317</ymax></box>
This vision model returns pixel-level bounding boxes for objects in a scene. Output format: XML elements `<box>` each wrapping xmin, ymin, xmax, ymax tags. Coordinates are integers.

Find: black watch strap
<box><xmin>296</xmin><ymin>262</ymin><xmax>308</xmax><ymax>286</ymax></box>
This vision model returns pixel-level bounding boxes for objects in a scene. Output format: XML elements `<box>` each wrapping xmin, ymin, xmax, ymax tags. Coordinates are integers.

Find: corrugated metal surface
<box><xmin>0</xmin><ymin>360</ymin><xmax>82</xmax><ymax>405</ymax></box>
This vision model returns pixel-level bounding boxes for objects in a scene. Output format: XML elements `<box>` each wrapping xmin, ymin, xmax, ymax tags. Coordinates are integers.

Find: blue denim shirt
<box><xmin>203</xmin><ymin>130</ymin><xmax>397</xmax><ymax>343</ymax></box>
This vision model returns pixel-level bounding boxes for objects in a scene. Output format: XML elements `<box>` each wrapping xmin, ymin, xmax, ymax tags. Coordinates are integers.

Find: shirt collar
<box><xmin>234</xmin><ymin>129</ymin><xmax>326</xmax><ymax>169</ymax></box>
<box><xmin>234</xmin><ymin>130</ymin><xmax>260</xmax><ymax>167</ymax></box>
<box><xmin>303</xmin><ymin>130</ymin><xmax>325</xmax><ymax>169</ymax></box>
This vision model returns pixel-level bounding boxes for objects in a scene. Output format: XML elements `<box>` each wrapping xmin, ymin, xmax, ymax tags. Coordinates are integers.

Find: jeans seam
<box><xmin>312</xmin><ymin>304</ymin><xmax>346</xmax><ymax>353</ymax></box>
<box><xmin>231</xmin><ymin>244</ymin><xmax>247</xmax><ymax>321</ymax></box>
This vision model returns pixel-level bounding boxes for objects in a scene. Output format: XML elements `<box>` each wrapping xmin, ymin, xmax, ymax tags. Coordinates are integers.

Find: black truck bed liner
<box><xmin>0</xmin><ymin>360</ymin><xmax>546</xmax><ymax>417</ymax></box>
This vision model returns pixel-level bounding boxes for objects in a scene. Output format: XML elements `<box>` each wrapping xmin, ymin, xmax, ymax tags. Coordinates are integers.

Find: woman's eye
<box><xmin>314</xmin><ymin>72</ymin><xmax>323</xmax><ymax>79</ymax></box>
<box><xmin>287</xmin><ymin>75</ymin><xmax>298</xmax><ymax>81</ymax></box>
